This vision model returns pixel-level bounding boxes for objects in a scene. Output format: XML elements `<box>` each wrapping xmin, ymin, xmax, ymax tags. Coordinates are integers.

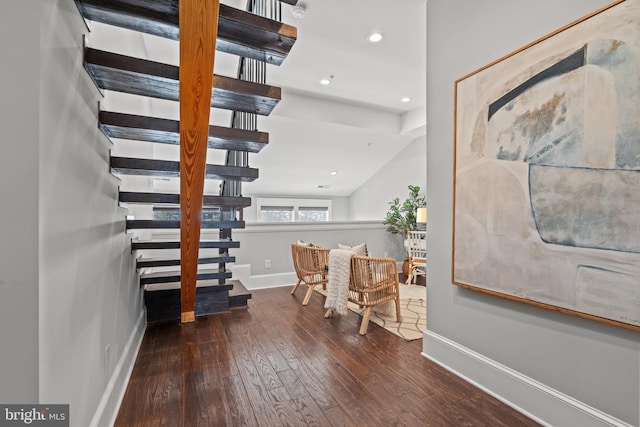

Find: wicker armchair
<box><xmin>325</xmin><ymin>255</ymin><xmax>402</xmax><ymax>335</ymax></box>
<box><xmin>290</xmin><ymin>242</ymin><xmax>330</xmax><ymax>305</ymax></box>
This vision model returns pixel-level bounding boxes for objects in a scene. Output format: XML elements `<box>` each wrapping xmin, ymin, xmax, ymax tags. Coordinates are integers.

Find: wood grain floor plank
<box><xmin>116</xmin><ymin>287</ymin><xmax>540</xmax><ymax>427</ymax></box>
<box><xmin>277</xmin><ymin>368</ymin><xmax>309</xmax><ymax>400</ymax></box>
<box><xmin>322</xmin><ymin>404</ymin><xmax>360</xmax><ymax>427</ymax></box>
<box><xmin>267</xmin><ymin>386</ymin><xmax>312</xmax><ymax>426</ymax></box>
<box><xmin>291</xmin><ymin>395</ymin><xmax>334</xmax><ymax>426</ymax></box>
<box><xmin>228</xmin><ymin>347</ymin><xmax>283</xmax><ymax>425</ymax></box>
<box><xmin>199</xmin><ymin>364</ymin><xmax>229</xmax><ymax>425</ymax></box>
<box><xmin>224</xmin><ymin>374</ymin><xmax>259</xmax><ymax>426</ymax></box>
<box><xmin>289</xmin><ymin>362</ymin><xmax>338</xmax><ymax>411</ymax></box>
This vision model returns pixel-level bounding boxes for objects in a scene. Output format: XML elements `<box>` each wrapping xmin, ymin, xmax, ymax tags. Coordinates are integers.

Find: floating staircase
<box><xmin>75</xmin><ymin>0</ymin><xmax>297</xmax><ymax>323</ymax></box>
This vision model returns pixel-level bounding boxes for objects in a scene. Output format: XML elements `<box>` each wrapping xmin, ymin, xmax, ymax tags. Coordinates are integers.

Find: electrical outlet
<box><xmin>264</xmin><ymin>259</ymin><xmax>271</xmax><ymax>269</ymax></box>
<box><xmin>384</xmin><ymin>251</ymin><xmax>389</xmax><ymax>257</ymax></box>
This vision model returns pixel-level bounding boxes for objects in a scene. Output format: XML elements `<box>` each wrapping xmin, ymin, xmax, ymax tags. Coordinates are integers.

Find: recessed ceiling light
<box><xmin>401</xmin><ymin>97</ymin><xmax>411</xmax><ymax>103</ymax></box>
<box><xmin>368</xmin><ymin>32</ymin><xmax>384</xmax><ymax>43</ymax></box>
<box><xmin>330</xmin><ymin>171</ymin><xmax>337</xmax><ymax>176</ymax></box>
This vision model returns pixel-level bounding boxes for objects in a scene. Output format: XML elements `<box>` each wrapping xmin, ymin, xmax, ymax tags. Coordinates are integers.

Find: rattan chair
<box><xmin>290</xmin><ymin>242</ymin><xmax>330</xmax><ymax>305</ymax></box>
<box><xmin>325</xmin><ymin>255</ymin><xmax>402</xmax><ymax>335</ymax></box>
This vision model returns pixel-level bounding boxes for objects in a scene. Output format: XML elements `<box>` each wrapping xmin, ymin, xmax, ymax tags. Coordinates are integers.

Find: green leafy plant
<box><xmin>383</xmin><ymin>185</ymin><xmax>426</xmax><ymax>236</ymax></box>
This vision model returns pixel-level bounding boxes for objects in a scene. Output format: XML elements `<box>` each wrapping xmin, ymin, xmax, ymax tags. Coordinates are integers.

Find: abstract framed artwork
<box><xmin>452</xmin><ymin>0</ymin><xmax>640</xmax><ymax>331</ymax></box>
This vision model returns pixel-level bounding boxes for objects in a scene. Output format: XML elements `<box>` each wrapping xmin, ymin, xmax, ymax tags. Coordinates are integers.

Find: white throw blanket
<box><xmin>324</xmin><ymin>249</ymin><xmax>354</xmax><ymax>315</ymax></box>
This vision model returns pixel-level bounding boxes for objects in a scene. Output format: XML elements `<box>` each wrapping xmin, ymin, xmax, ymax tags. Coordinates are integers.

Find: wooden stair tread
<box><xmin>111</xmin><ymin>157</ymin><xmax>259</xmax><ymax>181</ymax></box>
<box><xmin>119</xmin><ymin>191</ymin><xmax>251</xmax><ymax>207</ymax></box>
<box><xmin>100</xmin><ymin>111</ymin><xmax>268</xmax><ymax>152</ymax></box>
<box><xmin>84</xmin><ymin>48</ymin><xmax>281</xmax><ymax>115</ymax></box>
<box><xmin>75</xmin><ymin>0</ymin><xmax>297</xmax><ymax>65</ymax></box>
<box><xmin>126</xmin><ymin>219</ymin><xmax>245</xmax><ymax>229</ymax></box>
<box><xmin>137</xmin><ymin>256</ymin><xmax>235</xmax><ymax>269</ymax></box>
<box><xmin>132</xmin><ymin>240</ymin><xmax>240</xmax><ymax>250</ymax></box>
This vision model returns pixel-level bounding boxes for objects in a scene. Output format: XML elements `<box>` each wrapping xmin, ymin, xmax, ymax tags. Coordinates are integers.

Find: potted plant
<box><xmin>383</xmin><ymin>185</ymin><xmax>426</xmax><ymax>274</ymax></box>
<box><xmin>384</xmin><ymin>185</ymin><xmax>426</xmax><ymax>236</ymax></box>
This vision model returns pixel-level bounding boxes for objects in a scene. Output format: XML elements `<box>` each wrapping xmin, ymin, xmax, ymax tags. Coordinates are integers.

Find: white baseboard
<box><xmin>229</xmin><ymin>264</ymin><xmax>296</xmax><ymax>290</ymax></box>
<box><xmin>246</xmin><ymin>272</ymin><xmax>297</xmax><ymax>290</ymax></box>
<box><xmin>422</xmin><ymin>330</ymin><xmax>632</xmax><ymax>427</ymax></box>
<box><xmin>89</xmin><ymin>310</ymin><xmax>146</xmax><ymax>427</ymax></box>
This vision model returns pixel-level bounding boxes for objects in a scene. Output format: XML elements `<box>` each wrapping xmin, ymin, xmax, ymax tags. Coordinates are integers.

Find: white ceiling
<box><xmin>92</xmin><ymin>0</ymin><xmax>427</xmax><ymax>197</ymax></box>
<box><xmin>270</xmin><ymin>0</ymin><xmax>426</xmax><ymax>113</ymax></box>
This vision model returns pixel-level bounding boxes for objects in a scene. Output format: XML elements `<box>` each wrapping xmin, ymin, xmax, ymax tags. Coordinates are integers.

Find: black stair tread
<box><xmin>99</xmin><ymin>111</ymin><xmax>268</xmax><ymax>153</ymax></box>
<box><xmin>84</xmin><ymin>48</ymin><xmax>280</xmax><ymax>116</ymax></box>
<box><xmin>137</xmin><ymin>256</ymin><xmax>236</xmax><ymax>268</ymax></box>
<box><xmin>141</xmin><ymin>268</ymin><xmax>229</xmax><ymax>279</ymax></box>
<box><xmin>126</xmin><ymin>219</ymin><xmax>245</xmax><ymax>229</ymax></box>
<box><xmin>140</xmin><ymin>269</ymin><xmax>232</xmax><ymax>285</ymax></box>
<box><xmin>132</xmin><ymin>240</ymin><xmax>240</xmax><ymax>250</ymax></box>
<box><xmin>144</xmin><ymin>279</ymin><xmax>248</xmax><ymax>294</ymax></box>
<box><xmin>75</xmin><ymin>1</ymin><xmax>297</xmax><ymax>66</ymax></box>
<box><xmin>144</xmin><ymin>280</ymin><xmax>234</xmax><ymax>292</ymax></box>
<box><xmin>146</xmin><ymin>278</ymin><xmax>234</xmax><ymax>288</ymax></box>
<box><xmin>143</xmin><ymin>283</ymin><xmax>234</xmax><ymax>323</ymax></box>
<box><xmin>140</xmin><ymin>268</ymin><xmax>231</xmax><ymax>280</ymax></box>
<box><xmin>111</xmin><ymin>157</ymin><xmax>259</xmax><ymax>181</ymax></box>
<box><xmin>119</xmin><ymin>191</ymin><xmax>251</xmax><ymax>208</ymax></box>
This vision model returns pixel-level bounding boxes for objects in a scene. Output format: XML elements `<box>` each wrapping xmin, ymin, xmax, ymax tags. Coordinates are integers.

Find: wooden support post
<box><xmin>179</xmin><ymin>0</ymin><xmax>220</xmax><ymax>323</ymax></box>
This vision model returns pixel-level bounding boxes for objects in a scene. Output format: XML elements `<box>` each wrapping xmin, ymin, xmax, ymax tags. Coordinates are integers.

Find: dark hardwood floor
<box><xmin>115</xmin><ymin>286</ymin><xmax>539</xmax><ymax>426</ymax></box>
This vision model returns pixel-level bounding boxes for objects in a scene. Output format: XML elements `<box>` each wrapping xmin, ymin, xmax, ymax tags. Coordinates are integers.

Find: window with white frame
<box><xmin>152</xmin><ymin>206</ymin><xmax>221</xmax><ymax>221</ymax></box>
<box><xmin>298</xmin><ymin>206</ymin><xmax>329</xmax><ymax>222</ymax></box>
<box><xmin>257</xmin><ymin>198</ymin><xmax>332</xmax><ymax>222</ymax></box>
<box><xmin>259</xmin><ymin>205</ymin><xmax>293</xmax><ymax>222</ymax></box>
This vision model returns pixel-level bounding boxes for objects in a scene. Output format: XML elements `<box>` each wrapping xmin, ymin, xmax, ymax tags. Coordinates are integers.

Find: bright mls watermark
<box><xmin>0</xmin><ymin>405</ymin><xmax>68</xmax><ymax>426</ymax></box>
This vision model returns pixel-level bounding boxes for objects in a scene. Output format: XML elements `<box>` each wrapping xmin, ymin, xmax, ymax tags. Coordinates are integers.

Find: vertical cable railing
<box><xmin>219</xmin><ymin>0</ymin><xmax>282</xmax><ymax>275</ymax></box>
<box><xmin>221</xmin><ymin>0</ymin><xmax>280</xmax><ymax>201</ymax></box>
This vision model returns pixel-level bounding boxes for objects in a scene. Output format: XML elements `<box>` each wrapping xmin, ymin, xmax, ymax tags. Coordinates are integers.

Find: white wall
<box><xmin>232</xmin><ymin>221</ymin><xmax>395</xmax><ymax>276</ymax></box>
<box><xmin>0</xmin><ymin>1</ymin><xmax>145</xmax><ymax>425</ymax></box>
<box><xmin>0</xmin><ymin>0</ymin><xmax>42</xmax><ymax>403</ymax></box>
<box><xmin>425</xmin><ymin>1</ymin><xmax>639</xmax><ymax>426</ymax></box>
<box><xmin>146</xmin><ymin>221</ymin><xmax>397</xmax><ymax>283</ymax></box>
<box><xmin>349</xmin><ymin>135</ymin><xmax>426</xmax><ymax>220</ymax></box>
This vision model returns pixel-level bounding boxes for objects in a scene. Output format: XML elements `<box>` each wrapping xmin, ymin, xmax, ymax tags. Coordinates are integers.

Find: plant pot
<box><xmin>402</xmin><ymin>258</ymin><xmax>410</xmax><ymax>276</ymax></box>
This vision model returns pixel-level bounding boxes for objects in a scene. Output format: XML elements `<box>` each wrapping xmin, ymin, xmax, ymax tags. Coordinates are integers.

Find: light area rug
<box><xmin>315</xmin><ymin>284</ymin><xmax>426</xmax><ymax>341</ymax></box>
